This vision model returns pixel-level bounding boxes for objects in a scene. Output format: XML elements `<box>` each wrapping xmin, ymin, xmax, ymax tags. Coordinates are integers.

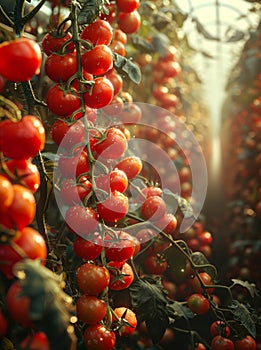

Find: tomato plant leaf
<box><xmin>190</xmin><ymin>251</ymin><xmax>217</xmax><ymax>280</ymax></box>
<box><xmin>231</xmin><ymin>279</ymin><xmax>259</xmax><ymax>298</ymax></box>
<box><xmin>77</xmin><ymin>0</ymin><xmax>102</xmax><ymax>25</ymax></box>
<box><xmin>152</xmin><ymin>11</ymin><xmax>172</xmax><ymax>30</ymax></box>
<box><xmin>167</xmin><ymin>301</ymin><xmax>195</xmax><ymax>321</ymax></box>
<box><xmin>151</xmin><ymin>33</ymin><xmax>170</xmax><ymax>56</ymax></box>
<box><xmin>13</xmin><ymin>259</ymin><xmax>74</xmax><ymax>349</ymax></box>
<box><xmin>162</xmin><ymin>188</ymin><xmax>195</xmax><ymax>219</ymax></box>
<box><xmin>131</xmin><ymin>35</ymin><xmax>155</xmax><ymax>53</ymax></box>
<box><xmin>113</xmin><ymin>52</ymin><xmax>141</xmax><ymax>84</ymax></box>
<box><xmin>130</xmin><ymin>276</ymin><xmax>169</xmax><ymax>343</ymax></box>
<box><xmin>228</xmin><ymin>300</ymin><xmax>256</xmax><ymax>337</ymax></box>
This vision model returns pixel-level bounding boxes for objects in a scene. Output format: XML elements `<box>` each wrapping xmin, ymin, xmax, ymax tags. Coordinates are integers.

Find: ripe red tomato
<box><xmin>0</xmin><ymin>38</ymin><xmax>42</xmax><ymax>82</ymax></box>
<box><xmin>141</xmin><ymin>196</ymin><xmax>166</xmax><ymax>221</ymax></box>
<box><xmin>0</xmin><ymin>115</ymin><xmax>45</xmax><ymax>160</ymax></box>
<box><xmin>192</xmin><ymin>272</ymin><xmax>214</xmax><ymax>295</ymax></box>
<box><xmin>100</xmin><ymin>4</ymin><xmax>117</xmax><ymax>24</ymax></box>
<box><xmin>108</xmin><ymin>261</ymin><xmax>134</xmax><ymax>290</ymax></box>
<box><xmin>143</xmin><ymin>254</ymin><xmax>167</xmax><ymax>274</ymax></box>
<box><xmin>109</xmin><ymin>40</ymin><xmax>126</xmax><ymax>56</ymax></box>
<box><xmin>117</xmin><ymin>10</ymin><xmax>141</xmax><ymax>34</ymax></box>
<box><xmin>42</xmin><ymin>32</ymin><xmax>74</xmax><ymax>56</ymax></box>
<box><xmin>0</xmin><ymin>226</ymin><xmax>47</xmax><ymax>279</ymax></box>
<box><xmin>58</xmin><ymin>149</ymin><xmax>89</xmax><ymax>178</ymax></box>
<box><xmin>65</xmin><ymin>205</ymin><xmax>98</xmax><ymax>236</ymax></box>
<box><xmin>187</xmin><ymin>294</ymin><xmax>210</xmax><ymax>315</ymax></box>
<box><xmin>84</xmin><ymin>324</ymin><xmax>116</xmax><ymax>350</ymax></box>
<box><xmin>6</xmin><ymin>281</ymin><xmax>32</xmax><ymax>327</ymax></box>
<box><xmin>159</xmin><ymin>45</ymin><xmax>177</xmax><ymax>62</ymax></box>
<box><xmin>195</xmin><ymin>343</ymin><xmax>206</xmax><ymax>350</ymax></box>
<box><xmin>106</xmin><ymin>70</ymin><xmax>123</xmax><ymax>96</ymax></box>
<box><xmin>234</xmin><ymin>336</ymin><xmax>256</xmax><ymax>350</ymax></box>
<box><xmin>51</xmin><ymin>119</ymin><xmax>85</xmax><ymax>150</ymax></box>
<box><xmin>1</xmin><ymin>184</ymin><xmax>36</xmax><ymax>230</ymax></box>
<box><xmin>0</xmin><ymin>74</ymin><xmax>5</xmax><ymax>93</ymax></box>
<box><xmin>60</xmin><ymin>177</ymin><xmax>92</xmax><ymax>205</ymax></box>
<box><xmin>113</xmin><ymin>307</ymin><xmax>137</xmax><ymax>336</ymax></box>
<box><xmin>73</xmin><ymin>233</ymin><xmax>103</xmax><ymax>260</ymax></box>
<box><xmin>82</xmin><ymin>45</ymin><xmax>113</xmax><ymax>76</ymax></box>
<box><xmin>76</xmin><ymin>262</ymin><xmax>110</xmax><ymax>295</ymax></box>
<box><xmin>96</xmin><ymin>169</ymin><xmax>128</xmax><ymax>194</ymax></box>
<box><xmin>76</xmin><ymin>295</ymin><xmax>106</xmax><ymax>324</ymax></box>
<box><xmin>211</xmin><ymin>336</ymin><xmax>234</xmax><ymax>350</ymax></box>
<box><xmin>46</xmin><ymin>84</ymin><xmax>81</xmax><ymax>116</ymax></box>
<box><xmin>105</xmin><ymin>231</ymin><xmax>135</xmax><ymax>262</ymax></box>
<box><xmin>0</xmin><ymin>308</ymin><xmax>8</xmax><ymax>337</ymax></box>
<box><xmin>94</xmin><ymin>127</ymin><xmax>127</xmax><ymax>160</ymax></box>
<box><xmin>116</xmin><ymin>0</ymin><xmax>139</xmax><ymax>13</ymax></box>
<box><xmin>114</xmin><ymin>29</ymin><xmax>128</xmax><ymax>45</ymax></box>
<box><xmin>136</xmin><ymin>186</ymin><xmax>163</xmax><ymax>201</ymax></box>
<box><xmin>6</xmin><ymin>159</ymin><xmax>40</xmax><ymax>193</ymax></box>
<box><xmin>154</xmin><ymin>213</ymin><xmax>178</xmax><ymax>236</ymax></box>
<box><xmin>210</xmin><ymin>321</ymin><xmax>231</xmax><ymax>338</ymax></box>
<box><xmin>97</xmin><ymin>191</ymin><xmax>128</xmax><ymax>222</ymax></box>
<box><xmin>80</xmin><ymin>20</ymin><xmax>113</xmax><ymax>46</ymax></box>
<box><xmin>45</xmin><ymin>52</ymin><xmax>77</xmax><ymax>82</ymax></box>
<box><xmin>0</xmin><ymin>175</ymin><xmax>14</xmax><ymax>213</ymax></box>
<box><xmin>115</xmin><ymin>156</ymin><xmax>142</xmax><ymax>180</ymax></box>
<box><xmin>198</xmin><ymin>231</ymin><xmax>213</xmax><ymax>245</ymax></box>
<box><xmin>20</xmin><ymin>331</ymin><xmax>50</xmax><ymax>350</ymax></box>
<box><xmin>121</xmin><ymin>103</ymin><xmax>142</xmax><ymax>124</ymax></box>
<box><xmin>84</xmin><ymin>77</ymin><xmax>114</xmax><ymax>109</ymax></box>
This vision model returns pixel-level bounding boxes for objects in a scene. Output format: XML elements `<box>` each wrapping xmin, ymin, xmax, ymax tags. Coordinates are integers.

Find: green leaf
<box><xmin>13</xmin><ymin>260</ymin><xmax>74</xmax><ymax>350</ymax></box>
<box><xmin>113</xmin><ymin>53</ymin><xmax>141</xmax><ymax>84</ymax></box>
<box><xmin>131</xmin><ymin>35</ymin><xmax>155</xmax><ymax>53</ymax></box>
<box><xmin>231</xmin><ymin>279</ymin><xmax>259</xmax><ymax>298</ymax></box>
<box><xmin>162</xmin><ymin>188</ymin><xmax>195</xmax><ymax>219</ymax></box>
<box><xmin>228</xmin><ymin>300</ymin><xmax>256</xmax><ymax>337</ymax></box>
<box><xmin>167</xmin><ymin>301</ymin><xmax>195</xmax><ymax>321</ymax></box>
<box><xmin>78</xmin><ymin>0</ymin><xmax>101</xmax><ymax>25</ymax></box>
<box><xmin>151</xmin><ymin>33</ymin><xmax>170</xmax><ymax>56</ymax></box>
<box><xmin>192</xmin><ymin>17</ymin><xmax>220</xmax><ymax>41</ymax></box>
<box><xmin>152</xmin><ymin>11</ymin><xmax>172</xmax><ymax>30</ymax></box>
<box><xmin>130</xmin><ymin>276</ymin><xmax>169</xmax><ymax>343</ymax></box>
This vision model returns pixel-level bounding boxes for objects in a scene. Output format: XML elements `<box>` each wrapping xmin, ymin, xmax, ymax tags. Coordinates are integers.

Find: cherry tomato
<box><xmin>58</xmin><ymin>149</ymin><xmax>89</xmax><ymax>178</ymax></box>
<box><xmin>0</xmin><ymin>226</ymin><xmax>47</xmax><ymax>279</ymax></box>
<box><xmin>82</xmin><ymin>45</ymin><xmax>113</xmax><ymax>76</ymax></box>
<box><xmin>73</xmin><ymin>233</ymin><xmax>103</xmax><ymax>260</ymax></box>
<box><xmin>187</xmin><ymin>294</ymin><xmax>210</xmax><ymax>315</ymax></box>
<box><xmin>94</xmin><ymin>127</ymin><xmax>127</xmax><ymax>160</ymax></box>
<box><xmin>117</xmin><ymin>10</ymin><xmax>141</xmax><ymax>34</ymax></box>
<box><xmin>121</xmin><ymin>103</ymin><xmax>142</xmax><ymax>124</ymax></box>
<box><xmin>6</xmin><ymin>281</ymin><xmax>32</xmax><ymax>327</ymax></box>
<box><xmin>65</xmin><ymin>205</ymin><xmax>98</xmax><ymax>236</ymax></box>
<box><xmin>0</xmin><ymin>115</ymin><xmax>45</xmax><ymax>160</ymax></box>
<box><xmin>141</xmin><ymin>196</ymin><xmax>166</xmax><ymax>221</ymax></box>
<box><xmin>0</xmin><ymin>74</ymin><xmax>5</xmax><ymax>93</ymax></box>
<box><xmin>42</xmin><ymin>32</ymin><xmax>74</xmax><ymax>56</ymax></box>
<box><xmin>100</xmin><ymin>4</ymin><xmax>117</xmax><ymax>24</ymax></box>
<box><xmin>106</xmin><ymin>70</ymin><xmax>123</xmax><ymax>96</ymax></box>
<box><xmin>0</xmin><ymin>184</ymin><xmax>36</xmax><ymax>230</ymax></box>
<box><xmin>192</xmin><ymin>272</ymin><xmax>214</xmax><ymax>295</ymax></box>
<box><xmin>0</xmin><ymin>38</ymin><xmax>42</xmax><ymax>82</ymax></box>
<box><xmin>108</xmin><ymin>261</ymin><xmax>134</xmax><ymax>290</ymax></box>
<box><xmin>6</xmin><ymin>159</ymin><xmax>40</xmax><ymax>193</ymax></box>
<box><xmin>84</xmin><ymin>324</ymin><xmax>116</xmax><ymax>350</ymax></box>
<box><xmin>113</xmin><ymin>307</ymin><xmax>137</xmax><ymax>336</ymax></box>
<box><xmin>211</xmin><ymin>336</ymin><xmax>234</xmax><ymax>350</ymax></box>
<box><xmin>45</xmin><ymin>52</ymin><xmax>77</xmax><ymax>82</ymax></box>
<box><xmin>0</xmin><ymin>175</ymin><xmax>14</xmax><ymax>213</ymax></box>
<box><xmin>109</xmin><ymin>40</ymin><xmax>126</xmax><ymax>56</ymax></box>
<box><xmin>76</xmin><ymin>262</ymin><xmax>110</xmax><ymax>296</ymax></box>
<box><xmin>198</xmin><ymin>231</ymin><xmax>213</xmax><ymax>245</ymax></box>
<box><xmin>60</xmin><ymin>177</ymin><xmax>92</xmax><ymax>205</ymax></box>
<box><xmin>115</xmin><ymin>156</ymin><xmax>142</xmax><ymax>180</ymax></box>
<box><xmin>80</xmin><ymin>20</ymin><xmax>113</xmax><ymax>46</ymax></box>
<box><xmin>143</xmin><ymin>254</ymin><xmax>167</xmax><ymax>274</ymax></box>
<box><xmin>210</xmin><ymin>321</ymin><xmax>231</xmax><ymax>338</ymax></box>
<box><xmin>235</xmin><ymin>336</ymin><xmax>256</xmax><ymax>350</ymax></box>
<box><xmin>46</xmin><ymin>84</ymin><xmax>81</xmax><ymax>116</ymax></box>
<box><xmin>154</xmin><ymin>213</ymin><xmax>178</xmax><ymax>236</ymax></box>
<box><xmin>195</xmin><ymin>343</ymin><xmax>206</xmax><ymax>350</ymax></box>
<box><xmin>105</xmin><ymin>231</ymin><xmax>135</xmax><ymax>262</ymax></box>
<box><xmin>76</xmin><ymin>295</ymin><xmax>106</xmax><ymax>324</ymax></box>
<box><xmin>20</xmin><ymin>331</ymin><xmax>50</xmax><ymax>350</ymax></box>
<box><xmin>84</xmin><ymin>77</ymin><xmax>114</xmax><ymax>109</ymax></box>
<box><xmin>0</xmin><ymin>308</ymin><xmax>8</xmax><ymax>337</ymax></box>
<box><xmin>114</xmin><ymin>29</ymin><xmax>128</xmax><ymax>45</ymax></box>
<box><xmin>96</xmin><ymin>169</ymin><xmax>128</xmax><ymax>194</ymax></box>
<box><xmin>50</xmin><ymin>119</ymin><xmax>85</xmax><ymax>149</ymax></box>
<box><xmin>97</xmin><ymin>191</ymin><xmax>128</xmax><ymax>222</ymax></box>
<box><xmin>116</xmin><ymin>0</ymin><xmax>139</xmax><ymax>12</ymax></box>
